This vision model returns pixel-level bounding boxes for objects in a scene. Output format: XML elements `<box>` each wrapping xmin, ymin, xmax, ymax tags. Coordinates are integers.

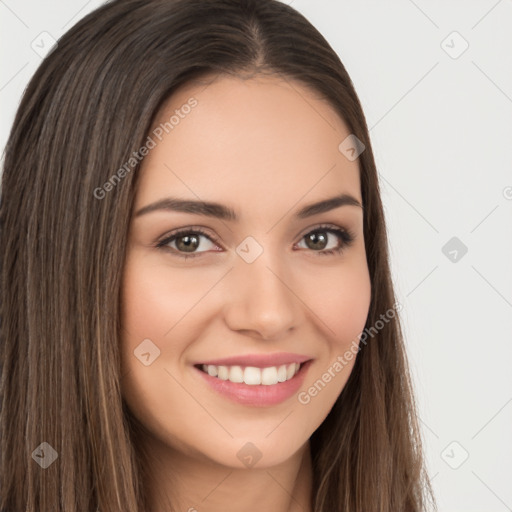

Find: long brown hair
<box><xmin>0</xmin><ymin>0</ymin><xmax>437</xmax><ymax>510</ymax></box>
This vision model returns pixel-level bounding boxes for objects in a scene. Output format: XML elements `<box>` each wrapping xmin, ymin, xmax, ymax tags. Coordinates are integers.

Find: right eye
<box><xmin>156</xmin><ymin>227</ymin><xmax>222</xmax><ymax>260</ymax></box>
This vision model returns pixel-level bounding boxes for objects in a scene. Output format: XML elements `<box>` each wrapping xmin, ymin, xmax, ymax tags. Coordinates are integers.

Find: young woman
<box><xmin>0</xmin><ymin>0</ymin><xmax>437</xmax><ymax>511</ymax></box>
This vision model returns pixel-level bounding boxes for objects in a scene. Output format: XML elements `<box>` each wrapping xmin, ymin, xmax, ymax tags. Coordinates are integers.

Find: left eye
<box><xmin>296</xmin><ymin>227</ymin><xmax>353</xmax><ymax>255</ymax></box>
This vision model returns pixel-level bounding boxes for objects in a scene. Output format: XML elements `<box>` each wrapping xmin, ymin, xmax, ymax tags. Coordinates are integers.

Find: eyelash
<box><xmin>155</xmin><ymin>224</ymin><xmax>356</xmax><ymax>260</ymax></box>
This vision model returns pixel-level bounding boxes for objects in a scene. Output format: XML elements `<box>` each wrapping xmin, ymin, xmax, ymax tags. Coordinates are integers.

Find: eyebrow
<box><xmin>134</xmin><ymin>193</ymin><xmax>363</xmax><ymax>221</ymax></box>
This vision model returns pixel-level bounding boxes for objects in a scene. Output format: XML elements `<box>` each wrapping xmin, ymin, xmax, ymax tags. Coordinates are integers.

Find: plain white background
<box><xmin>1</xmin><ymin>1</ymin><xmax>511</xmax><ymax>511</ymax></box>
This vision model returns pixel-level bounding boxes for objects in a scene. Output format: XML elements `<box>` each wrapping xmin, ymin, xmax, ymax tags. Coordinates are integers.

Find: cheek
<box><xmin>119</xmin><ymin>255</ymin><xmax>202</xmax><ymax>444</ymax></box>
<box><xmin>295</xmin><ymin>259</ymin><xmax>371</xmax><ymax>414</ymax></box>
<box><xmin>121</xmin><ymin>265</ymin><xmax>171</xmax><ymax>342</ymax></box>
<box><xmin>120</xmin><ymin>252</ymin><xmax>202</xmax><ymax>344</ymax></box>
<box><xmin>119</xmin><ymin>254</ymin><xmax>183</xmax><ymax>394</ymax></box>
<box><xmin>301</xmin><ymin>255</ymin><xmax>372</xmax><ymax>348</ymax></box>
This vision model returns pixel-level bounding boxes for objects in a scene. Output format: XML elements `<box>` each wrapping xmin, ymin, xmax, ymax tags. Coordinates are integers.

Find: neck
<box><xmin>141</xmin><ymin>434</ymin><xmax>314</xmax><ymax>512</ymax></box>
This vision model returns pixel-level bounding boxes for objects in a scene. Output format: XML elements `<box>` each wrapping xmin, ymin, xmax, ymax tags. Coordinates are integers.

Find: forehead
<box><xmin>134</xmin><ymin>74</ymin><xmax>362</xmax><ymax>221</ymax></box>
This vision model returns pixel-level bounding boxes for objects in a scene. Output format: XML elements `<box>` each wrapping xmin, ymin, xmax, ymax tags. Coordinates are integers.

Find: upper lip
<box><xmin>194</xmin><ymin>352</ymin><xmax>312</xmax><ymax>368</ymax></box>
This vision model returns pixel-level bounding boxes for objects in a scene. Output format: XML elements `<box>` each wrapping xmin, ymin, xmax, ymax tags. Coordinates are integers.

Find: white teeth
<box><xmin>229</xmin><ymin>365</ymin><xmax>244</xmax><ymax>383</ymax></box>
<box><xmin>286</xmin><ymin>364</ymin><xmax>295</xmax><ymax>380</ymax></box>
<box><xmin>244</xmin><ymin>367</ymin><xmax>261</xmax><ymax>385</ymax></box>
<box><xmin>261</xmin><ymin>366</ymin><xmax>278</xmax><ymax>385</ymax></box>
<box><xmin>199</xmin><ymin>362</ymin><xmax>302</xmax><ymax>385</ymax></box>
<box><xmin>217</xmin><ymin>365</ymin><xmax>229</xmax><ymax>380</ymax></box>
<box><xmin>277</xmin><ymin>364</ymin><xmax>288</xmax><ymax>382</ymax></box>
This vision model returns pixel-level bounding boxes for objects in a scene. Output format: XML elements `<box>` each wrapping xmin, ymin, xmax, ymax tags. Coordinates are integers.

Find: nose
<box><xmin>222</xmin><ymin>250</ymin><xmax>302</xmax><ymax>340</ymax></box>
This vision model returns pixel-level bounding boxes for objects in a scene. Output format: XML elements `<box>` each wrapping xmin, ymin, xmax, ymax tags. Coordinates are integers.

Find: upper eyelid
<box><xmin>296</xmin><ymin>223</ymin><xmax>351</xmax><ymax>239</ymax></box>
<box><xmin>158</xmin><ymin>223</ymin><xmax>353</xmax><ymax>248</ymax></box>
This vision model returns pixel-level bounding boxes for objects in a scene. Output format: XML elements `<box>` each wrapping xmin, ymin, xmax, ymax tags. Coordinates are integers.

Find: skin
<box><xmin>120</xmin><ymin>74</ymin><xmax>372</xmax><ymax>512</ymax></box>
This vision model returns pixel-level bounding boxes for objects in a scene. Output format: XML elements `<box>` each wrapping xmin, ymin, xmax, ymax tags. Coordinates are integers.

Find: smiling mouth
<box><xmin>194</xmin><ymin>362</ymin><xmax>303</xmax><ymax>386</ymax></box>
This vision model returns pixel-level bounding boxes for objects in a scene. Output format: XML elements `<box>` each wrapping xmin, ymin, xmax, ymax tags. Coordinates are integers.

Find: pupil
<box><xmin>177</xmin><ymin>234</ymin><xmax>198</xmax><ymax>252</ymax></box>
<box><xmin>308</xmin><ymin>232</ymin><xmax>327</xmax><ymax>250</ymax></box>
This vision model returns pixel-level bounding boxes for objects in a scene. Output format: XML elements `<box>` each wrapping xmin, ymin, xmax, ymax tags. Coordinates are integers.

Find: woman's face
<box><xmin>120</xmin><ymin>74</ymin><xmax>371</xmax><ymax>468</ymax></box>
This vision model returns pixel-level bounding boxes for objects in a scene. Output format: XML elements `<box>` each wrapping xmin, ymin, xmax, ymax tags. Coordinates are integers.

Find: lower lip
<box><xmin>193</xmin><ymin>360</ymin><xmax>313</xmax><ymax>407</ymax></box>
